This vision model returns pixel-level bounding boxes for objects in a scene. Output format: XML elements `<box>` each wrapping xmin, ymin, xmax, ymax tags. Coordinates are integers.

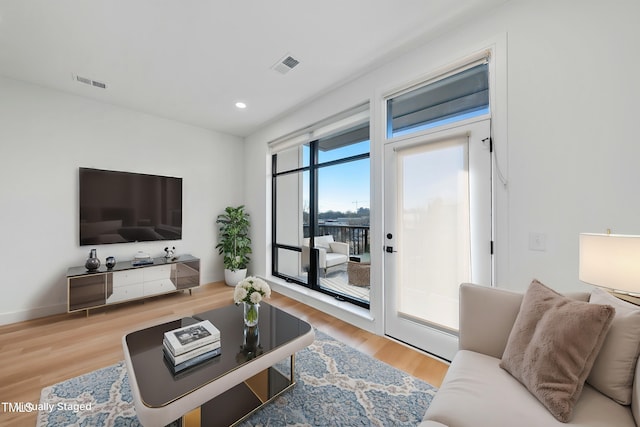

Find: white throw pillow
<box><xmin>314</xmin><ymin>235</ymin><xmax>333</xmax><ymax>250</ymax></box>
<box><xmin>588</xmin><ymin>287</ymin><xmax>640</xmax><ymax>405</ymax></box>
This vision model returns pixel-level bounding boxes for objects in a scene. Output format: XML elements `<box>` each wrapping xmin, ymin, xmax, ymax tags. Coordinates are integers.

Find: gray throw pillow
<box><xmin>500</xmin><ymin>280</ymin><xmax>615</xmax><ymax>422</ymax></box>
<box><xmin>587</xmin><ymin>287</ymin><xmax>640</xmax><ymax>405</ymax></box>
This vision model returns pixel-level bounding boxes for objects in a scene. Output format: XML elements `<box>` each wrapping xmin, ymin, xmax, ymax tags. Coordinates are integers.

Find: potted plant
<box><xmin>216</xmin><ymin>205</ymin><xmax>252</xmax><ymax>286</ymax></box>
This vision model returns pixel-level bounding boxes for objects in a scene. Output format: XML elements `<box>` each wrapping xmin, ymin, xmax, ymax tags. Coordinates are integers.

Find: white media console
<box><xmin>66</xmin><ymin>254</ymin><xmax>200</xmax><ymax>314</ymax></box>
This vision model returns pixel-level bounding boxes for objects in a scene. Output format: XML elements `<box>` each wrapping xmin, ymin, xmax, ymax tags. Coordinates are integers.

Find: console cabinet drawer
<box><xmin>143</xmin><ymin>264</ymin><xmax>172</xmax><ymax>282</ymax></box>
<box><xmin>113</xmin><ymin>269</ymin><xmax>144</xmax><ymax>287</ymax></box>
<box><xmin>144</xmin><ymin>279</ymin><xmax>177</xmax><ymax>296</ymax></box>
<box><xmin>107</xmin><ymin>284</ymin><xmax>144</xmax><ymax>304</ymax></box>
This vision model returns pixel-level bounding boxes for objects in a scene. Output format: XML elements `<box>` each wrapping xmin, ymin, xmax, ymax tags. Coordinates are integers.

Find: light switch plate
<box><xmin>529</xmin><ymin>232</ymin><xmax>547</xmax><ymax>251</ymax></box>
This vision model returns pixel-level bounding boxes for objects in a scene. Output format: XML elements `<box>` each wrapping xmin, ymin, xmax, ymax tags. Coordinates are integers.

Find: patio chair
<box><xmin>301</xmin><ymin>235</ymin><xmax>349</xmax><ymax>276</ymax></box>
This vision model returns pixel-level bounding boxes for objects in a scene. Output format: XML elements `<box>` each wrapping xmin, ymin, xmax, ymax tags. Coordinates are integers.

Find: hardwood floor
<box><xmin>0</xmin><ymin>282</ymin><xmax>448</xmax><ymax>426</ymax></box>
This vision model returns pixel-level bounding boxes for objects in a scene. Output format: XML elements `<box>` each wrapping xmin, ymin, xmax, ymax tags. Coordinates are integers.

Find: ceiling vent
<box><xmin>72</xmin><ymin>74</ymin><xmax>107</xmax><ymax>89</ymax></box>
<box><xmin>271</xmin><ymin>54</ymin><xmax>300</xmax><ymax>75</ymax></box>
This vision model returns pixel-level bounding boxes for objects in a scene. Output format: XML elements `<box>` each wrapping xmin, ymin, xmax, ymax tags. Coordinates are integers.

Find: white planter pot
<box><xmin>224</xmin><ymin>268</ymin><xmax>247</xmax><ymax>286</ymax></box>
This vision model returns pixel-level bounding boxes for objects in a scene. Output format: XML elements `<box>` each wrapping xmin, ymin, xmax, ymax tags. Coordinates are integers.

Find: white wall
<box><xmin>500</xmin><ymin>0</ymin><xmax>640</xmax><ymax>291</ymax></box>
<box><xmin>0</xmin><ymin>76</ymin><xmax>244</xmax><ymax>324</ymax></box>
<box><xmin>245</xmin><ymin>0</ymin><xmax>640</xmax><ymax>333</ymax></box>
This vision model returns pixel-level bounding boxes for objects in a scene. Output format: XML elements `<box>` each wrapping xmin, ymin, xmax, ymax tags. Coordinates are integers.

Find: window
<box><xmin>387</xmin><ymin>62</ymin><xmax>489</xmax><ymax>138</ymax></box>
<box><xmin>271</xmin><ymin>109</ymin><xmax>371</xmax><ymax>308</ymax></box>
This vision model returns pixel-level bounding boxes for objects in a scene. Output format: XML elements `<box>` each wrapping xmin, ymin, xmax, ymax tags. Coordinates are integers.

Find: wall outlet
<box><xmin>529</xmin><ymin>232</ymin><xmax>547</xmax><ymax>251</ymax></box>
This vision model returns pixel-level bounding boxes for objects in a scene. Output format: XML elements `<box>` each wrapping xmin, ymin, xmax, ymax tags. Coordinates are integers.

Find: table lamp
<box><xmin>579</xmin><ymin>233</ymin><xmax>640</xmax><ymax>296</ymax></box>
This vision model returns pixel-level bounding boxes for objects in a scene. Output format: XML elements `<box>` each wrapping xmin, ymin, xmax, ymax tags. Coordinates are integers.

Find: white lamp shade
<box><xmin>579</xmin><ymin>233</ymin><xmax>640</xmax><ymax>294</ymax></box>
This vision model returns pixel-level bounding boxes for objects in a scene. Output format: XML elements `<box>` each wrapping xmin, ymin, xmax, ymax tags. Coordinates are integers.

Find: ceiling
<box><xmin>0</xmin><ymin>0</ymin><xmax>507</xmax><ymax>137</ymax></box>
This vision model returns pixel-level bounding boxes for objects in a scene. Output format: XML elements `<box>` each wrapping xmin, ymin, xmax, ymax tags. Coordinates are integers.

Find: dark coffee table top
<box><xmin>124</xmin><ymin>302</ymin><xmax>312</xmax><ymax>408</ymax></box>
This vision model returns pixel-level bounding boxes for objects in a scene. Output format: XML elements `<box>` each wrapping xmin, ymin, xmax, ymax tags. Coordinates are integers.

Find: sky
<box><xmin>304</xmin><ymin>140</ymin><xmax>370</xmax><ymax>214</ymax></box>
<box><xmin>318</xmin><ymin>158</ymin><xmax>370</xmax><ymax>213</ymax></box>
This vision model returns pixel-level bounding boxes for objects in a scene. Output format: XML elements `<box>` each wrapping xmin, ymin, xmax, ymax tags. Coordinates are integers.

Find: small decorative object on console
<box><xmin>105</xmin><ymin>256</ymin><xmax>116</xmax><ymax>269</ymax></box>
<box><xmin>134</xmin><ymin>251</ymin><xmax>151</xmax><ymax>259</ymax></box>
<box><xmin>234</xmin><ymin>277</ymin><xmax>271</xmax><ymax>327</ymax></box>
<box><xmin>132</xmin><ymin>251</ymin><xmax>153</xmax><ymax>266</ymax></box>
<box><xmin>85</xmin><ymin>248</ymin><xmax>100</xmax><ymax>272</ymax></box>
<box><xmin>164</xmin><ymin>246</ymin><xmax>176</xmax><ymax>259</ymax></box>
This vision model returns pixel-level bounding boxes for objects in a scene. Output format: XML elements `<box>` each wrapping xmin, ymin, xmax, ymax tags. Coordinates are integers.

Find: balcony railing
<box><xmin>303</xmin><ymin>224</ymin><xmax>370</xmax><ymax>256</ymax></box>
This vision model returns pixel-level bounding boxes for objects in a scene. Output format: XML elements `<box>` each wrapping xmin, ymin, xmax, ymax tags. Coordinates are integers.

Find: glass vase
<box><xmin>85</xmin><ymin>248</ymin><xmax>101</xmax><ymax>272</ymax></box>
<box><xmin>243</xmin><ymin>302</ymin><xmax>259</xmax><ymax>327</ymax></box>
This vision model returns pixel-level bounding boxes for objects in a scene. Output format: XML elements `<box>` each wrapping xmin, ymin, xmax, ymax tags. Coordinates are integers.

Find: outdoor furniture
<box><xmin>302</xmin><ymin>235</ymin><xmax>349</xmax><ymax>276</ymax></box>
<box><xmin>348</xmin><ymin>260</ymin><xmax>370</xmax><ymax>287</ymax></box>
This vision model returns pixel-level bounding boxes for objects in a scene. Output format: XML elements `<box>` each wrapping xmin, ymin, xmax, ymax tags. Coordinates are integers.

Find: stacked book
<box><xmin>163</xmin><ymin>319</ymin><xmax>221</xmax><ymax>373</ymax></box>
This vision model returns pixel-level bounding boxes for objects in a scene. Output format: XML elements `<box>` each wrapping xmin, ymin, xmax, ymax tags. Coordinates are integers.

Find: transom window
<box><xmin>387</xmin><ymin>62</ymin><xmax>489</xmax><ymax>138</ymax></box>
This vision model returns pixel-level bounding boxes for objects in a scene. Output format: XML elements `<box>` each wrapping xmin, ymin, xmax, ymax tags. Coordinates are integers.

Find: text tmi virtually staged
<box><xmin>2</xmin><ymin>401</ymin><xmax>92</xmax><ymax>414</ymax></box>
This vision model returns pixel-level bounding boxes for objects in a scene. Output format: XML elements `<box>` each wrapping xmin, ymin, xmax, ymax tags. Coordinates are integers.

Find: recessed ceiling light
<box><xmin>235</xmin><ymin>102</ymin><xmax>247</xmax><ymax>109</ymax></box>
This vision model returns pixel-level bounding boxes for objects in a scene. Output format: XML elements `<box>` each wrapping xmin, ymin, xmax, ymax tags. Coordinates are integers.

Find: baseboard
<box><xmin>0</xmin><ymin>303</ymin><xmax>67</xmax><ymax>326</ymax></box>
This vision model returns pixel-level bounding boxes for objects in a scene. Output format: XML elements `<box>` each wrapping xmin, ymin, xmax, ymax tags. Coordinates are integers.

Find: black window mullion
<box><xmin>308</xmin><ymin>140</ymin><xmax>319</xmax><ymax>290</ymax></box>
<box><xmin>316</xmin><ymin>152</ymin><xmax>370</xmax><ymax>170</ymax></box>
<box><xmin>271</xmin><ymin>154</ymin><xmax>277</xmax><ymax>276</ymax></box>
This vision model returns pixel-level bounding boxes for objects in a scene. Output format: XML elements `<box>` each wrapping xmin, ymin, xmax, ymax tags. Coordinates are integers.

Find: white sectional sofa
<box><xmin>422</xmin><ymin>282</ymin><xmax>640</xmax><ymax>427</ymax></box>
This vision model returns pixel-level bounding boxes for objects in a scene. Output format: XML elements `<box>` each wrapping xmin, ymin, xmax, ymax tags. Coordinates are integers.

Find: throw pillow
<box><xmin>499</xmin><ymin>280</ymin><xmax>615</xmax><ymax>422</ymax></box>
<box><xmin>314</xmin><ymin>236</ymin><xmax>333</xmax><ymax>250</ymax></box>
<box><xmin>587</xmin><ymin>287</ymin><xmax>640</xmax><ymax>405</ymax></box>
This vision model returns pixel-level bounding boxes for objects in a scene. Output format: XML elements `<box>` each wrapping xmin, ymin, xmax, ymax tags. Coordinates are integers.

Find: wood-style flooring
<box><xmin>0</xmin><ymin>282</ymin><xmax>448</xmax><ymax>426</ymax></box>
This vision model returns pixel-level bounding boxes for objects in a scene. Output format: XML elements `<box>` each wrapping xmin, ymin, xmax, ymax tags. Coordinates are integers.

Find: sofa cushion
<box><xmin>588</xmin><ymin>287</ymin><xmax>640</xmax><ymax>405</ymax></box>
<box><xmin>499</xmin><ymin>280</ymin><xmax>615</xmax><ymax>422</ymax></box>
<box><xmin>423</xmin><ymin>350</ymin><xmax>636</xmax><ymax>427</ymax></box>
<box><xmin>324</xmin><ymin>252</ymin><xmax>348</xmax><ymax>268</ymax></box>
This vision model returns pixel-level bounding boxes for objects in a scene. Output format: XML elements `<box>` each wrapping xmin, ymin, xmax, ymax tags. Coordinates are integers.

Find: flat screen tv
<box><xmin>79</xmin><ymin>168</ymin><xmax>182</xmax><ymax>245</ymax></box>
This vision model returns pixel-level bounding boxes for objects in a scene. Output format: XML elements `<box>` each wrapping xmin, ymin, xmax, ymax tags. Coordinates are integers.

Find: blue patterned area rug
<box><xmin>37</xmin><ymin>330</ymin><xmax>437</xmax><ymax>426</ymax></box>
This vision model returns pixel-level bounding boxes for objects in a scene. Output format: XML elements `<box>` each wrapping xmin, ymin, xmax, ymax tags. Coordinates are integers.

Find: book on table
<box><xmin>163</xmin><ymin>339</ymin><xmax>221</xmax><ymax>365</ymax></box>
<box><xmin>163</xmin><ymin>319</ymin><xmax>220</xmax><ymax>356</ymax></box>
<box><xmin>164</xmin><ymin>346</ymin><xmax>222</xmax><ymax>374</ymax></box>
<box><xmin>163</xmin><ymin>319</ymin><xmax>222</xmax><ymax>373</ymax></box>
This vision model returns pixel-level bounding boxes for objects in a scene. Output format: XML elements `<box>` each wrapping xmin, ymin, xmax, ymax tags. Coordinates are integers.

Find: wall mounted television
<box><xmin>79</xmin><ymin>167</ymin><xmax>182</xmax><ymax>246</ymax></box>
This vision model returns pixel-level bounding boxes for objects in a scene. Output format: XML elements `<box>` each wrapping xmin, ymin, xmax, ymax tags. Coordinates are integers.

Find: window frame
<box><xmin>271</xmin><ymin>128</ymin><xmax>371</xmax><ymax>309</ymax></box>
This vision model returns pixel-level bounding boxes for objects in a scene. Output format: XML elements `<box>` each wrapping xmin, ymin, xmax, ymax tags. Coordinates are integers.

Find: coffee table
<box><xmin>122</xmin><ymin>303</ymin><xmax>314</xmax><ymax>426</ymax></box>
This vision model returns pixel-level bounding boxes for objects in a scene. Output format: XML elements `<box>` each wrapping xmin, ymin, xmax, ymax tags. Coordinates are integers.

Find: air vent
<box><xmin>72</xmin><ymin>74</ymin><xmax>108</xmax><ymax>89</ymax></box>
<box><xmin>271</xmin><ymin>54</ymin><xmax>300</xmax><ymax>75</ymax></box>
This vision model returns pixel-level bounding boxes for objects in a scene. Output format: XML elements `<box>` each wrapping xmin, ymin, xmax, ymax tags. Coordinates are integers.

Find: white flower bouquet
<box><xmin>234</xmin><ymin>277</ymin><xmax>271</xmax><ymax>326</ymax></box>
<box><xmin>234</xmin><ymin>276</ymin><xmax>271</xmax><ymax>305</ymax></box>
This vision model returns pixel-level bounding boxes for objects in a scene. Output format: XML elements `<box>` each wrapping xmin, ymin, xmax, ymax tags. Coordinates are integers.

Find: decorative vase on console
<box><xmin>105</xmin><ymin>256</ymin><xmax>116</xmax><ymax>269</ymax></box>
<box><xmin>85</xmin><ymin>249</ymin><xmax>101</xmax><ymax>272</ymax></box>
